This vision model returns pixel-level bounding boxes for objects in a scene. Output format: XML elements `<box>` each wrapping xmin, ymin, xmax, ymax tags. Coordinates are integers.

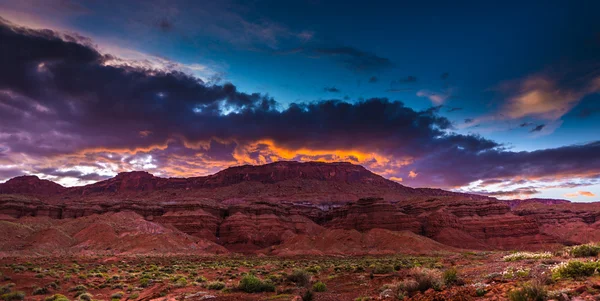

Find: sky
<box><xmin>0</xmin><ymin>0</ymin><xmax>599</xmax><ymax>201</ymax></box>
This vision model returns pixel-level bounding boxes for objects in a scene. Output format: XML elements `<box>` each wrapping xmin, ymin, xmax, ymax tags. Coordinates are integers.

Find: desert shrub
<box><xmin>0</xmin><ymin>292</ymin><xmax>25</xmax><ymax>301</ymax></box>
<box><xmin>551</xmin><ymin>260</ymin><xmax>600</xmax><ymax>279</ymax></box>
<box><xmin>372</xmin><ymin>265</ymin><xmax>394</xmax><ymax>274</ymax></box>
<box><xmin>443</xmin><ymin>267</ymin><xmax>458</xmax><ymax>285</ymax></box>
<box><xmin>206</xmin><ymin>281</ymin><xmax>226</xmax><ymax>290</ymax></box>
<box><xmin>503</xmin><ymin>252</ymin><xmax>552</xmax><ymax>262</ymax></box>
<box><xmin>139</xmin><ymin>278</ymin><xmax>152</xmax><ymax>288</ymax></box>
<box><xmin>412</xmin><ymin>268</ymin><xmax>444</xmax><ymax>292</ymax></box>
<box><xmin>76</xmin><ymin>293</ymin><xmax>92</xmax><ymax>301</ymax></box>
<box><xmin>128</xmin><ymin>292</ymin><xmax>139</xmax><ymax>299</ymax></box>
<box><xmin>196</xmin><ymin>276</ymin><xmax>208</xmax><ymax>283</ymax></box>
<box><xmin>397</xmin><ymin>279</ymin><xmax>419</xmax><ymax>294</ymax></box>
<box><xmin>33</xmin><ymin>286</ymin><xmax>49</xmax><ymax>295</ymax></box>
<box><xmin>110</xmin><ymin>292</ymin><xmax>124</xmax><ymax>299</ymax></box>
<box><xmin>302</xmin><ymin>290</ymin><xmax>313</xmax><ymax>301</ymax></box>
<box><xmin>0</xmin><ymin>284</ymin><xmax>14</xmax><ymax>295</ymax></box>
<box><xmin>68</xmin><ymin>285</ymin><xmax>87</xmax><ymax>292</ymax></box>
<box><xmin>173</xmin><ymin>277</ymin><xmax>187</xmax><ymax>288</ymax></box>
<box><xmin>44</xmin><ymin>294</ymin><xmax>70</xmax><ymax>301</ymax></box>
<box><xmin>312</xmin><ymin>281</ymin><xmax>326</xmax><ymax>292</ymax></box>
<box><xmin>472</xmin><ymin>283</ymin><xmax>488</xmax><ymax>297</ymax></box>
<box><xmin>569</xmin><ymin>244</ymin><xmax>600</xmax><ymax>257</ymax></box>
<box><xmin>287</xmin><ymin>269</ymin><xmax>311</xmax><ymax>287</ymax></box>
<box><xmin>306</xmin><ymin>266</ymin><xmax>321</xmax><ymax>274</ymax></box>
<box><xmin>238</xmin><ymin>275</ymin><xmax>275</xmax><ymax>293</ymax></box>
<box><xmin>507</xmin><ymin>281</ymin><xmax>547</xmax><ymax>301</ymax></box>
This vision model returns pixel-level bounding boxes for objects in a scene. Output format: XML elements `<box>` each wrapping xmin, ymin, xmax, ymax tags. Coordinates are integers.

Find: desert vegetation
<box><xmin>1</xmin><ymin>242</ymin><xmax>600</xmax><ymax>300</ymax></box>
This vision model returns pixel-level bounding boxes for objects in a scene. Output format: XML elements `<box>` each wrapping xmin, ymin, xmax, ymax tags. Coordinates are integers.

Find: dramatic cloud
<box><xmin>1</xmin><ymin>19</ymin><xmax>600</xmax><ymax>194</ymax></box>
<box><xmin>499</xmin><ymin>72</ymin><xmax>600</xmax><ymax>120</ymax></box>
<box><xmin>565</xmin><ymin>191</ymin><xmax>597</xmax><ymax>197</ymax></box>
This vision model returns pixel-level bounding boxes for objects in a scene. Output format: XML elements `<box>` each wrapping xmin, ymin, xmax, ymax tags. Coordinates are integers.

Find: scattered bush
<box><xmin>33</xmin><ymin>286</ymin><xmax>49</xmax><ymax>295</ymax></box>
<box><xmin>68</xmin><ymin>285</ymin><xmax>87</xmax><ymax>293</ymax></box>
<box><xmin>173</xmin><ymin>277</ymin><xmax>187</xmax><ymax>288</ymax></box>
<box><xmin>551</xmin><ymin>260</ymin><xmax>600</xmax><ymax>279</ymax></box>
<box><xmin>507</xmin><ymin>281</ymin><xmax>547</xmax><ymax>301</ymax></box>
<box><xmin>44</xmin><ymin>294</ymin><xmax>70</xmax><ymax>301</ymax></box>
<box><xmin>302</xmin><ymin>290</ymin><xmax>313</xmax><ymax>301</ymax></box>
<box><xmin>110</xmin><ymin>291</ymin><xmax>124</xmax><ymax>299</ymax></box>
<box><xmin>372</xmin><ymin>265</ymin><xmax>394</xmax><ymax>274</ymax></box>
<box><xmin>287</xmin><ymin>269</ymin><xmax>311</xmax><ymax>287</ymax></box>
<box><xmin>206</xmin><ymin>281</ymin><xmax>226</xmax><ymax>290</ymax></box>
<box><xmin>569</xmin><ymin>244</ymin><xmax>600</xmax><ymax>257</ymax></box>
<box><xmin>0</xmin><ymin>291</ymin><xmax>25</xmax><ymax>301</ymax></box>
<box><xmin>443</xmin><ymin>267</ymin><xmax>458</xmax><ymax>285</ymax></box>
<box><xmin>0</xmin><ymin>284</ymin><xmax>14</xmax><ymax>295</ymax></box>
<box><xmin>139</xmin><ymin>278</ymin><xmax>152</xmax><ymax>288</ymax></box>
<box><xmin>503</xmin><ymin>252</ymin><xmax>552</xmax><ymax>262</ymax></box>
<box><xmin>238</xmin><ymin>275</ymin><xmax>276</xmax><ymax>293</ymax></box>
<box><xmin>396</xmin><ymin>279</ymin><xmax>419</xmax><ymax>294</ymax></box>
<box><xmin>76</xmin><ymin>293</ymin><xmax>93</xmax><ymax>301</ymax></box>
<box><xmin>312</xmin><ymin>281</ymin><xmax>326</xmax><ymax>292</ymax></box>
<box><xmin>412</xmin><ymin>268</ymin><xmax>444</xmax><ymax>292</ymax></box>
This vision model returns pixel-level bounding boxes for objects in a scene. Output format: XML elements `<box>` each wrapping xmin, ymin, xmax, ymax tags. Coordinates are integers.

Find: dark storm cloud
<box><xmin>368</xmin><ymin>76</ymin><xmax>378</xmax><ymax>83</ymax></box>
<box><xmin>1</xmin><ymin>20</ymin><xmax>600</xmax><ymax>189</ymax></box>
<box><xmin>323</xmin><ymin>86</ymin><xmax>340</xmax><ymax>93</ymax></box>
<box><xmin>520</xmin><ymin>122</ymin><xmax>534</xmax><ymax>127</ymax></box>
<box><xmin>312</xmin><ymin>46</ymin><xmax>393</xmax><ymax>72</ymax></box>
<box><xmin>408</xmin><ymin>141</ymin><xmax>600</xmax><ymax>187</ymax></box>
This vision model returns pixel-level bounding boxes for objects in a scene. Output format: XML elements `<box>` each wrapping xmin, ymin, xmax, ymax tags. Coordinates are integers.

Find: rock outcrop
<box><xmin>0</xmin><ymin>161</ymin><xmax>597</xmax><ymax>255</ymax></box>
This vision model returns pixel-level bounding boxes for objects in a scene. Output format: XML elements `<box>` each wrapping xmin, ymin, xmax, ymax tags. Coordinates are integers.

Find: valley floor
<box><xmin>1</xmin><ymin>249</ymin><xmax>600</xmax><ymax>301</ymax></box>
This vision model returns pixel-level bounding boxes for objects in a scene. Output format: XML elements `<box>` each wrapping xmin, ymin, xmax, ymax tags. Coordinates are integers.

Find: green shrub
<box><xmin>569</xmin><ymin>244</ymin><xmax>600</xmax><ymax>257</ymax></box>
<box><xmin>206</xmin><ymin>281</ymin><xmax>226</xmax><ymax>290</ymax></box>
<box><xmin>110</xmin><ymin>292</ymin><xmax>124</xmax><ymax>299</ymax></box>
<box><xmin>551</xmin><ymin>260</ymin><xmax>600</xmax><ymax>279</ymax></box>
<box><xmin>288</xmin><ymin>269</ymin><xmax>311</xmax><ymax>287</ymax></box>
<box><xmin>443</xmin><ymin>267</ymin><xmax>458</xmax><ymax>285</ymax></box>
<box><xmin>139</xmin><ymin>278</ymin><xmax>152</xmax><ymax>288</ymax></box>
<box><xmin>0</xmin><ymin>292</ymin><xmax>25</xmax><ymax>301</ymax></box>
<box><xmin>312</xmin><ymin>281</ymin><xmax>326</xmax><ymax>292</ymax></box>
<box><xmin>45</xmin><ymin>294</ymin><xmax>70</xmax><ymax>301</ymax></box>
<box><xmin>173</xmin><ymin>277</ymin><xmax>187</xmax><ymax>288</ymax></box>
<box><xmin>507</xmin><ymin>282</ymin><xmax>547</xmax><ymax>301</ymax></box>
<box><xmin>128</xmin><ymin>293</ymin><xmax>139</xmax><ymax>299</ymax></box>
<box><xmin>238</xmin><ymin>275</ymin><xmax>275</xmax><ymax>293</ymax></box>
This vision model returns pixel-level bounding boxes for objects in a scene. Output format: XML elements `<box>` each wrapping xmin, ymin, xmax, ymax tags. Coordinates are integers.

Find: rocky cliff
<box><xmin>0</xmin><ymin>161</ymin><xmax>593</xmax><ymax>255</ymax></box>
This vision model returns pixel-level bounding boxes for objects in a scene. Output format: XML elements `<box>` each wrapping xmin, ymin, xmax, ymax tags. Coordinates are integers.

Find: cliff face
<box><xmin>0</xmin><ymin>161</ymin><xmax>593</xmax><ymax>254</ymax></box>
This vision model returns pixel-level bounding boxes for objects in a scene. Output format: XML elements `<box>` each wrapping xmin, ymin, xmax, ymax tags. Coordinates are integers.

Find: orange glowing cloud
<box><xmin>565</xmin><ymin>191</ymin><xmax>597</xmax><ymax>198</ymax></box>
